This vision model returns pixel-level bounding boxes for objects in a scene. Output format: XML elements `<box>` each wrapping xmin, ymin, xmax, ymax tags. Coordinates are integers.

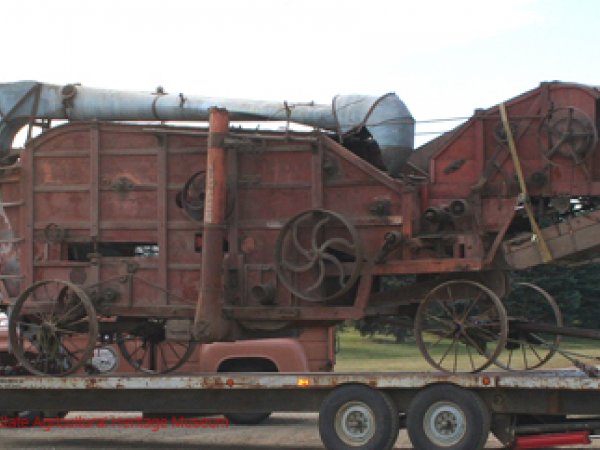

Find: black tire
<box><xmin>406</xmin><ymin>384</ymin><xmax>490</xmax><ymax>450</ymax></box>
<box><xmin>319</xmin><ymin>384</ymin><xmax>400</xmax><ymax>450</ymax></box>
<box><xmin>225</xmin><ymin>411</ymin><xmax>271</xmax><ymax>425</ymax></box>
<box><xmin>16</xmin><ymin>410</ymin><xmax>43</xmax><ymax>426</ymax></box>
<box><xmin>221</xmin><ymin>360</ymin><xmax>274</xmax><ymax>425</ymax></box>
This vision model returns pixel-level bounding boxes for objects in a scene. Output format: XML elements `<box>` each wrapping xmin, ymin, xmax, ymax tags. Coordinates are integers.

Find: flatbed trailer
<box><xmin>2</xmin><ymin>371</ymin><xmax>600</xmax><ymax>449</ymax></box>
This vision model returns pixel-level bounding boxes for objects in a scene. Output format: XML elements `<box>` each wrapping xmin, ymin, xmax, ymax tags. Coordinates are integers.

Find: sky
<box><xmin>2</xmin><ymin>0</ymin><xmax>599</xmax><ymax>145</ymax></box>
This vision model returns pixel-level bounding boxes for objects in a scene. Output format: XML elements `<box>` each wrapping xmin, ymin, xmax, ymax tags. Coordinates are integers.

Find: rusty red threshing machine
<box><xmin>0</xmin><ymin>81</ymin><xmax>599</xmax><ymax>375</ymax></box>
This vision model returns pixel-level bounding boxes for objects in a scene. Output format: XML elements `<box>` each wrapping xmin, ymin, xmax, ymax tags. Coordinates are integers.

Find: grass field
<box><xmin>334</xmin><ymin>328</ymin><xmax>600</xmax><ymax>372</ymax></box>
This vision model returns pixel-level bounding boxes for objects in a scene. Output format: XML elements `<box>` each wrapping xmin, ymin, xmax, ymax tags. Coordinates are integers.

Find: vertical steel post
<box><xmin>193</xmin><ymin>108</ymin><xmax>231</xmax><ymax>341</ymax></box>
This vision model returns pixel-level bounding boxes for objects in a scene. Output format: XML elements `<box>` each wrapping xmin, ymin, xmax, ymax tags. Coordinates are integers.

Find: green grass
<box><xmin>334</xmin><ymin>328</ymin><xmax>600</xmax><ymax>372</ymax></box>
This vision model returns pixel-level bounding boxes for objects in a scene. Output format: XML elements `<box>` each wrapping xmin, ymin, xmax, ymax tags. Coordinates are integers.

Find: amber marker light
<box><xmin>297</xmin><ymin>378</ymin><xmax>310</xmax><ymax>387</ymax></box>
<box><xmin>482</xmin><ymin>376</ymin><xmax>491</xmax><ymax>386</ymax></box>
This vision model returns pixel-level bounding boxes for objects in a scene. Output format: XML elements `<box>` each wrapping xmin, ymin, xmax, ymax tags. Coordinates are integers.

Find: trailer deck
<box><xmin>2</xmin><ymin>370</ymin><xmax>599</xmax><ymax>415</ymax></box>
<box><xmin>1</xmin><ymin>370</ymin><xmax>600</xmax><ymax>449</ymax></box>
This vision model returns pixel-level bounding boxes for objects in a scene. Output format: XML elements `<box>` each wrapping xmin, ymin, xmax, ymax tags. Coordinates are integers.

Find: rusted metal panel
<box><xmin>194</xmin><ymin>109</ymin><xmax>231</xmax><ymax>341</ymax></box>
<box><xmin>0</xmin><ymin>370</ymin><xmax>598</xmax><ymax>391</ymax></box>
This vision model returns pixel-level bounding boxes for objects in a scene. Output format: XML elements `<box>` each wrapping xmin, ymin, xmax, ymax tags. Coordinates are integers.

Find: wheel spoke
<box><xmin>453</xmin><ymin>339</ymin><xmax>458</xmax><ymax>372</ymax></box>
<box><xmin>321</xmin><ymin>252</ymin><xmax>345</xmax><ymax>287</ymax></box>
<box><xmin>528</xmin><ymin>344</ymin><xmax>544</xmax><ymax>363</ymax></box>
<box><xmin>158</xmin><ymin>344</ymin><xmax>168</xmax><ymax>370</ymax></box>
<box><xmin>460</xmin><ymin>331</ymin><xmax>486</xmax><ymax>356</ymax></box>
<box><xmin>437</xmin><ymin>336</ymin><xmax>457</xmax><ymax>367</ymax></box>
<box><xmin>319</xmin><ymin>237</ymin><xmax>354</xmax><ymax>253</ymax></box>
<box><xmin>460</xmin><ymin>291</ymin><xmax>484</xmax><ymax>322</ymax></box>
<box><xmin>310</xmin><ymin>216</ymin><xmax>330</xmax><ymax>252</ymax></box>
<box><xmin>429</xmin><ymin>329</ymin><xmax>454</xmax><ymax>348</ymax></box>
<box><xmin>55</xmin><ymin>301</ymin><xmax>84</xmax><ymax>325</ymax></box>
<box><xmin>166</xmin><ymin>341</ymin><xmax>183</xmax><ymax>362</ymax></box>
<box><xmin>281</xmin><ymin>257</ymin><xmax>316</xmax><ymax>273</ymax></box>
<box><xmin>423</xmin><ymin>314</ymin><xmax>454</xmax><ymax>327</ymax></box>
<box><xmin>51</xmin><ymin>285</ymin><xmax>69</xmax><ymax>319</ymax></box>
<box><xmin>521</xmin><ymin>345</ymin><xmax>529</xmax><ymax>370</ymax></box>
<box><xmin>445</xmin><ymin>286</ymin><xmax>457</xmax><ymax>316</ymax></box>
<box><xmin>58</xmin><ymin>340</ymin><xmax>83</xmax><ymax>364</ymax></box>
<box><xmin>306</xmin><ymin>259</ymin><xmax>326</xmax><ymax>293</ymax></box>
<box><xmin>435</xmin><ymin>299</ymin><xmax>455</xmax><ymax>320</ymax></box>
<box><xmin>291</xmin><ymin>219</ymin><xmax>312</xmax><ymax>258</ymax></box>
<box><xmin>128</xmin><ymin>340</ymin><xmax>145</xmax><ymax>359</ymax></box>
<box><xmin>466</xmin><ymin>344</ymin><xmax>475</xmax><ymax>371</ymax></box>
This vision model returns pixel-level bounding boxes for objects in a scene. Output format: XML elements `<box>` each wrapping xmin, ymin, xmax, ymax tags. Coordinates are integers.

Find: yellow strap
<box><xmin>499</xmin><ymin>103</ymin><xmax>553</xmax><ymax>263</ymax></box>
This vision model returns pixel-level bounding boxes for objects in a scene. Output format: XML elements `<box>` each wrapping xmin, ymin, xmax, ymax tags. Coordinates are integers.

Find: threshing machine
<box><xmin>0</xmin><ymin>80</ymin><xmax>599</xmax><ymax>375</ymax></box>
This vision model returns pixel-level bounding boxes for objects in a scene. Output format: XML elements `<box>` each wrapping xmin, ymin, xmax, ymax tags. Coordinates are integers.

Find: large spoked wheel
<box><xmin>407</xmin><ymin>384</ymin><xmax>490</xmax><ymax>450</ymax></box>
<box><xmin>117</xmin><ymin>320</ymin><xmax>196</xmax><ymax>374</ymax></box>
<box><xmin>275</xmin><ymin>209</ymin><xmax>363</xmax><ymax>302</ymax></box>
<box><xmin>8</xmin><ymin>280</ymin><xmax>98</xmax><ymax>376</ymax></box>
<box><xmin>414</xmin><ymin>280</ymin><xmax>508</xmax><ymax>373</ymax></box>
<box><xmin>495</xmin><ymin>282</ymin><xmax>562</xmax><ymax>371</ymax></box>
<box><xmin>319</xmin><ymin>384</ymin><xmax>400</xmax><ymax>450</ymax></box>
<box><xmin>539</xmin><ymin>107</ymin><xmax>598</xmax><ymax>167</ymax></box>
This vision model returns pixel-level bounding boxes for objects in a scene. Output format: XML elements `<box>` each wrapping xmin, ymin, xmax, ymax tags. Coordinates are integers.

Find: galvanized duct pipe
<box><xmin>0</xmin><ymin>81</ymin><xmax>414</xmax><ymax>174</ymax></box>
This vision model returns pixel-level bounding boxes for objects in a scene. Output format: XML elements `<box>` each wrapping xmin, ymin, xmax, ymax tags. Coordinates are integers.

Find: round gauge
<box><xmin>91</xmin><ymin>346</ymin><xmax>118</xmax><ymax>373</ymax></box>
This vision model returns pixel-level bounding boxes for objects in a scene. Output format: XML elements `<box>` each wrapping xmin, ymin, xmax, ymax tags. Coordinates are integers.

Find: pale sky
<box><xmin>2</xmin><ymin>0</ymin><xmax>599</xmax><ymax>145</ymax></box>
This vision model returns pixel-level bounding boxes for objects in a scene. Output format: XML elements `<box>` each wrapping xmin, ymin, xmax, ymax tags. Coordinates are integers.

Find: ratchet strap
<box><xmin>499</xmin><ymin>103</ymin><xmax>553</xmax><ymax>263</ymax></box>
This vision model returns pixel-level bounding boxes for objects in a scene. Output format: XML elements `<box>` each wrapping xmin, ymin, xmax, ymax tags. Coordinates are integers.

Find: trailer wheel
<box><xmin>319</xmin><ymin>384</ymin><xmax>399</xmax><ymax>450</ymax></box>
<box><xmin>221</xmin><ymin>360</ymin><xmax>276</xmax><ymax>425</ymax></box>
<box><xmin>407</xmin><ymin>384</ymin><xmax>490</xmax><ymax>450</ymax></box>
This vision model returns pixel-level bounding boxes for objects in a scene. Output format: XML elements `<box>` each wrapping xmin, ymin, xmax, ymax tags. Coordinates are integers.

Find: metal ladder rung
<box><xmin>0</xmin><ymin>238</ymin><xmax>23</xmax><ymax>244</ymax></box>
<box><xmin>0</xmin><ymin>201</ymin><xmax>23</xmax><ymax>208</ymax></box>
<box><xmin>0</xmin><ymin>274</ymin><xmax>23</xmax><ymax>279</ymax></box>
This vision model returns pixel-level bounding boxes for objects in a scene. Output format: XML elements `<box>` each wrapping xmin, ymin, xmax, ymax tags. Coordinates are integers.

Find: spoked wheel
<box><xmin>176</xmin><ymin>171</ymin><xmax>206</xmax><ymax>221</ymax></box>
<box><xmin>8</xmin><ymin>280</ymin><xmax>98</xmax><ymax>376</ymax></box>
<box><xmin>117</xmin><ymin>320</ymin><xmax>196</xmax><ymax>374</ymax></box>
<box><xmin>414</xmin><ymin>280</ymin><xmax>508</xmax><ymax>373</ymax></box>
<box><xmin>539</xmin><ymin>107</ymin><xmax>598</xmax><ymax>167</ymax></box>
<box><xmin>495</xmin><ymin>282</ymin><xmax>562</xmax><ymax>370</ymax></box>
<box><xmin>274</xmin><ymin>209</ymin><xmax>363</xmax><ymax>302</ymax></box>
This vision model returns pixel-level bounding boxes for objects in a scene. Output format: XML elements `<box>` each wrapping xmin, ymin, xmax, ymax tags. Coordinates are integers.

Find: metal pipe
<box><xmin>193</xmin><ymin>108</ymin><xmax>231</xmax><ymax>341</ymax></box>
<box><xmin>516</xmin><ymin>419</ymin><xmax>600</xmax><ymax>435</ymax></box>
<box><xmin>0</xmin><ymin>81</ymin><xmax>414</xmax><ymax>174</ymax></box>
<box><xmin>511</xmin><ymin>322</ymin><xmax>600</xmax><ymax>340</ymax></box>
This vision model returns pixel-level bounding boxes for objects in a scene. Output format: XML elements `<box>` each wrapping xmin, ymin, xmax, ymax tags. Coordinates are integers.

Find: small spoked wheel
<box><xmin>117</xmin><ymin>320</ymin><xmax>196</xmax><ymax>374</ymax></box>
<box><xmin>414</xmin><ymin>280</ymin><xmax>508</xmax><ymax>373</ymax></box>
<box><xmin>407</xmin><ymin>384</ymin><xmax>490</xmax><ymax>450</ymax></box>
<box><xmin>496</xmin><ymin>282</ymin><xmax>562</xmax><ymax>370</ymax></box>
<box><xmin>275</xmin><ymin>209</ymin><xmax>363</xmax><ymax>302</ymax></box>
<box><xmin>319</xmin><ymin>384</ymin><xmax>399</xmax><ymax>450</ymax></box>
<box><xmin>8</xmin><ymin>280</ymin><xmax>98</xmax><ymax>376</ymax></box>
<box><xmin>176</xmin><ymin>171</ymin><xmax>206</xmax><ymax>221</ymax></box>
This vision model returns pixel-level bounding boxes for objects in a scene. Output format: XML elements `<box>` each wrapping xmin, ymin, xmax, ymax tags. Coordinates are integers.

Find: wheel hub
<box><xmin>335</xmin><ymin>401</ymin><xmax>376</xmax><ymax>445</ymax></box>
<box><xmin>424</xmin><ymin>401</ymin><xmax>466</xmax><ymax>446</ymax></box>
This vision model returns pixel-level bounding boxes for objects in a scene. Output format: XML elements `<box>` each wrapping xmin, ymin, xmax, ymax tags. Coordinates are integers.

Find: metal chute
<box><xmin>0</xmin><ymin>81</ymin><xmax>414</xmax><ymax>174</ymax></box>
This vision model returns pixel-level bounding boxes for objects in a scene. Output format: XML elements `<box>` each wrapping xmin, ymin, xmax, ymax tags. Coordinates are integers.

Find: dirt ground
<box><xmin>0</xmin><ymin>412</ymin><xmax>512</xmax><ymax>450</ymax></box>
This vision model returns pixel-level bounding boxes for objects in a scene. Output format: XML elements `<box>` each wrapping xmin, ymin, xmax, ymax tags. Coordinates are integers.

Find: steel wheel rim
<box><xmin>8</xmin><ymin>280</ymin><xmax>98</xmax><ymax>376</ymax></box>
<box><xmin>415</xmin><ymin>279</ymin><xmax>508</xmax><ymax>373</ymax></box>
<box><xmin>496</xmin><ymin>282</ymin><xmax>562</xmax><ymax>370</ymax></box>
<box><xmin>334</xmin><ymin>401</ymin><xmax>376</xmax><ymax>446</ymax></box>
<box><xmin>423</xmin><ymin>400</ymin><xmax>467</xmax><ymax>447</ymax></box>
